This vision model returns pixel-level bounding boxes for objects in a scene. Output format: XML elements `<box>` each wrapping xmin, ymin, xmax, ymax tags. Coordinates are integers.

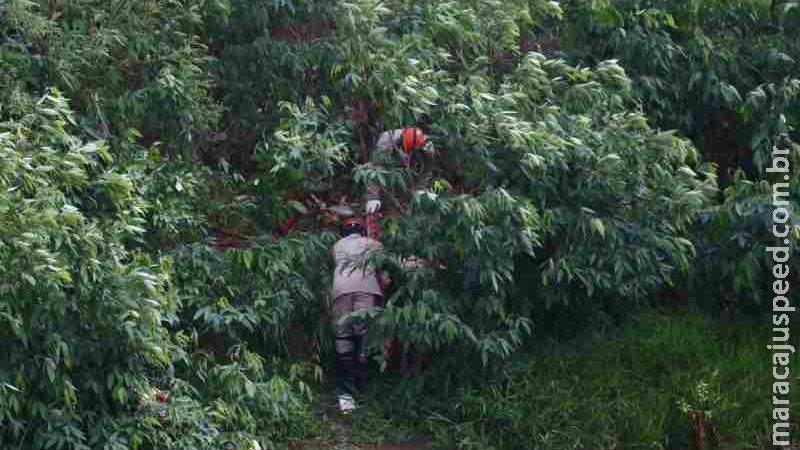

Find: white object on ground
<box><xmin>338</xmin><ymin>393</ymin><xmax>357</xmax><ymax>413</ymax></box>
<box><xmin>365</xmin><ymin>200</ymin><xmax>381</xmax><ymax>214</ymax></box>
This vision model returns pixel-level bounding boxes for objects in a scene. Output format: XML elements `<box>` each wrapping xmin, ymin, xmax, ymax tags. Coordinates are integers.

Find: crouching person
<box><xmin>330</xmin><ymin>217</ymin><xmax>386</xmax><ymax>413</ymax></box>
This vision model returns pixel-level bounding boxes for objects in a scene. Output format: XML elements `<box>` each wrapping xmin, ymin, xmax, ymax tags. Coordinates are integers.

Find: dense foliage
<box><xmin>562</xmin><ymin>0</ymin><xmax>800</xmax><ymax>311</ymax></box>
<box><xmin>0</xmin><ymin>0</ymin><xmax>797</xmax><ymax>449</ymax></box>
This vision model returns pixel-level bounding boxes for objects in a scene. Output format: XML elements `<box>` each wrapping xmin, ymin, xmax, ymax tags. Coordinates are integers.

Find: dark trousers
<box><xmin>331</xmin><ymin>292</ymin><xmax>379</xmax><ymax>394</ymax></box>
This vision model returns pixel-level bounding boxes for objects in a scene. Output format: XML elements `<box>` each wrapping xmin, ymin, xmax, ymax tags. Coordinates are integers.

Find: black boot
<box><xmin>352</xmin><ymin>336</ymin><xmax>369</xmax><ymax>390</ymax></box>
<box><xmin>334</xmin><ymin>345</ymin><xmax>355</xmax><ymax>396</ymax></box>
<box><xmin>334</xmin><ymin>347</ymin><xmax>358</xmax><ymax>413</ymax></box>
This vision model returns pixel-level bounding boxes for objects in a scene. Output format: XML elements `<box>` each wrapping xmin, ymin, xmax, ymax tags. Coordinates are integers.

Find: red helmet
<box><xmin>401</xmin><ymin>127</ymin><xmax>426</xmax><ymax>153</ymax></box>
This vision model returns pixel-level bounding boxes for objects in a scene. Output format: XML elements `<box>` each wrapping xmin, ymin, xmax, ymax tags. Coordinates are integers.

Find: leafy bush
<box><xmin>0</xmin><ymin>91</ymin><xmax>318</xmax><ymax>450</ymax></box>
<box><xmin>686</xmin><ymin>166</ymin><xmax>800</xmax><ymax>313</ymax></box>
<box><xmin>560</xmin><ymin>0</ymin><xmax>800</xmax><ymax>314</ymax></box>
<box><xmin>0</xmin><ymin>91</ymin><xmax>176</xmax><ymax>448</ymax></box>
<box><xmin>0</xmin><ymin>0</ymin><xmax>224</xmax><ymax>157</ymax></box>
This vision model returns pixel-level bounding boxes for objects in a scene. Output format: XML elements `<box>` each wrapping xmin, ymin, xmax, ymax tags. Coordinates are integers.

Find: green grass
<box><xmin>363</xmin><ymin>308</ymin><xmax>800</xmax><ymax>450</ymax></box>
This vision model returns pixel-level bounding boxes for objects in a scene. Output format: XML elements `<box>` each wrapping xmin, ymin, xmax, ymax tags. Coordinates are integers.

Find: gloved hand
<box><xmin>366</xmin><ymin>200</ymin><xmax>381</xmax><ymax>214</ymax></box>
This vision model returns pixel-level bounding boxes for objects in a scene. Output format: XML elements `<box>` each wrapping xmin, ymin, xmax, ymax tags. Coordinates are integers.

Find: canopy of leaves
<box><xmin>558</xmin><ymin>0</ymin><xmax>800</xmax><ymax>309</ymax></box>
<box><xmin>0</xmin><ymin>0</ymin><xmax>796</xmax><ymax>449</ymax></box>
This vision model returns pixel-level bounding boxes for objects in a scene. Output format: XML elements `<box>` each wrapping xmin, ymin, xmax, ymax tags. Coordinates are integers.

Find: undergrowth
<box><xmin>357</xmin><ymin>308</ymin><xmax>799</xmax><ymax>450</ymax></box>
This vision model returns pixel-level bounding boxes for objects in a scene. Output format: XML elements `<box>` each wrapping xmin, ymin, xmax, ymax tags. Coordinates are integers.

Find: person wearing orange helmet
<box><xmin>329</xmin><ymin>216</ymin><xmax>388</xmax><ymax>413</ymax></box>
<box><xmin>364</xmin><ymin>127</ymin><xmax>430</xmax><ymax>236</ymax></box>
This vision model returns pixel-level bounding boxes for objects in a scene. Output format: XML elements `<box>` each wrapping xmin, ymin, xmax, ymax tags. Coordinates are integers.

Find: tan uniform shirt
<box><xmin>331</xmin><ymin>234</ymin><xmax>384</xmax><ymax>299</ymax></box>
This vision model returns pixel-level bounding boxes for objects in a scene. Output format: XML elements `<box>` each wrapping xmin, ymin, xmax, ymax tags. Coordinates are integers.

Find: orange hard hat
<box><xmin>401</xmin><ymin>127</ymin><xmax>426</xmax><ymax>153</ymax></box>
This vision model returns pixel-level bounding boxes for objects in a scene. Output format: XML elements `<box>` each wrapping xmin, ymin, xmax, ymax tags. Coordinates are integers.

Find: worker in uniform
<box><xmin>329</xmin><ymin>217</ymin><xmax>387</xmax><ymax>413</ymax></box>
<box><xmin>328</xmin><ymin>127</ymin><xmax>429</xmax><ymax>413</ymax></box>
<box><xmin>364</xmin><ymin>127</ymin><xmax>429</xmax><ymax>236</ymax></box>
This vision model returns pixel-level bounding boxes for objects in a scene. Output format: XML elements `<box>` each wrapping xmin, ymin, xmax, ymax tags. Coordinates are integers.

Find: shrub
<box><xmin>559</xmin><ymin>0</ymin><xmax>800</xmax><ymax>315</ymax></box>
<box><xmin>0</xmin><ymin>91</ymin><xmax>176</xmax><ymax>448</ymax></box>
<box><xmin>0</xmin><ymin>91</ymin><xmax>318</xmax><ymax>450</ymax></box>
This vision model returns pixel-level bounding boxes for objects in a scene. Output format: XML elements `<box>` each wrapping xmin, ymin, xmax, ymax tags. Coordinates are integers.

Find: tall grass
<box><xmin>367</xmin><ymin>308</ymin><xmax>800</xmax><ymax>450</ymax></box>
